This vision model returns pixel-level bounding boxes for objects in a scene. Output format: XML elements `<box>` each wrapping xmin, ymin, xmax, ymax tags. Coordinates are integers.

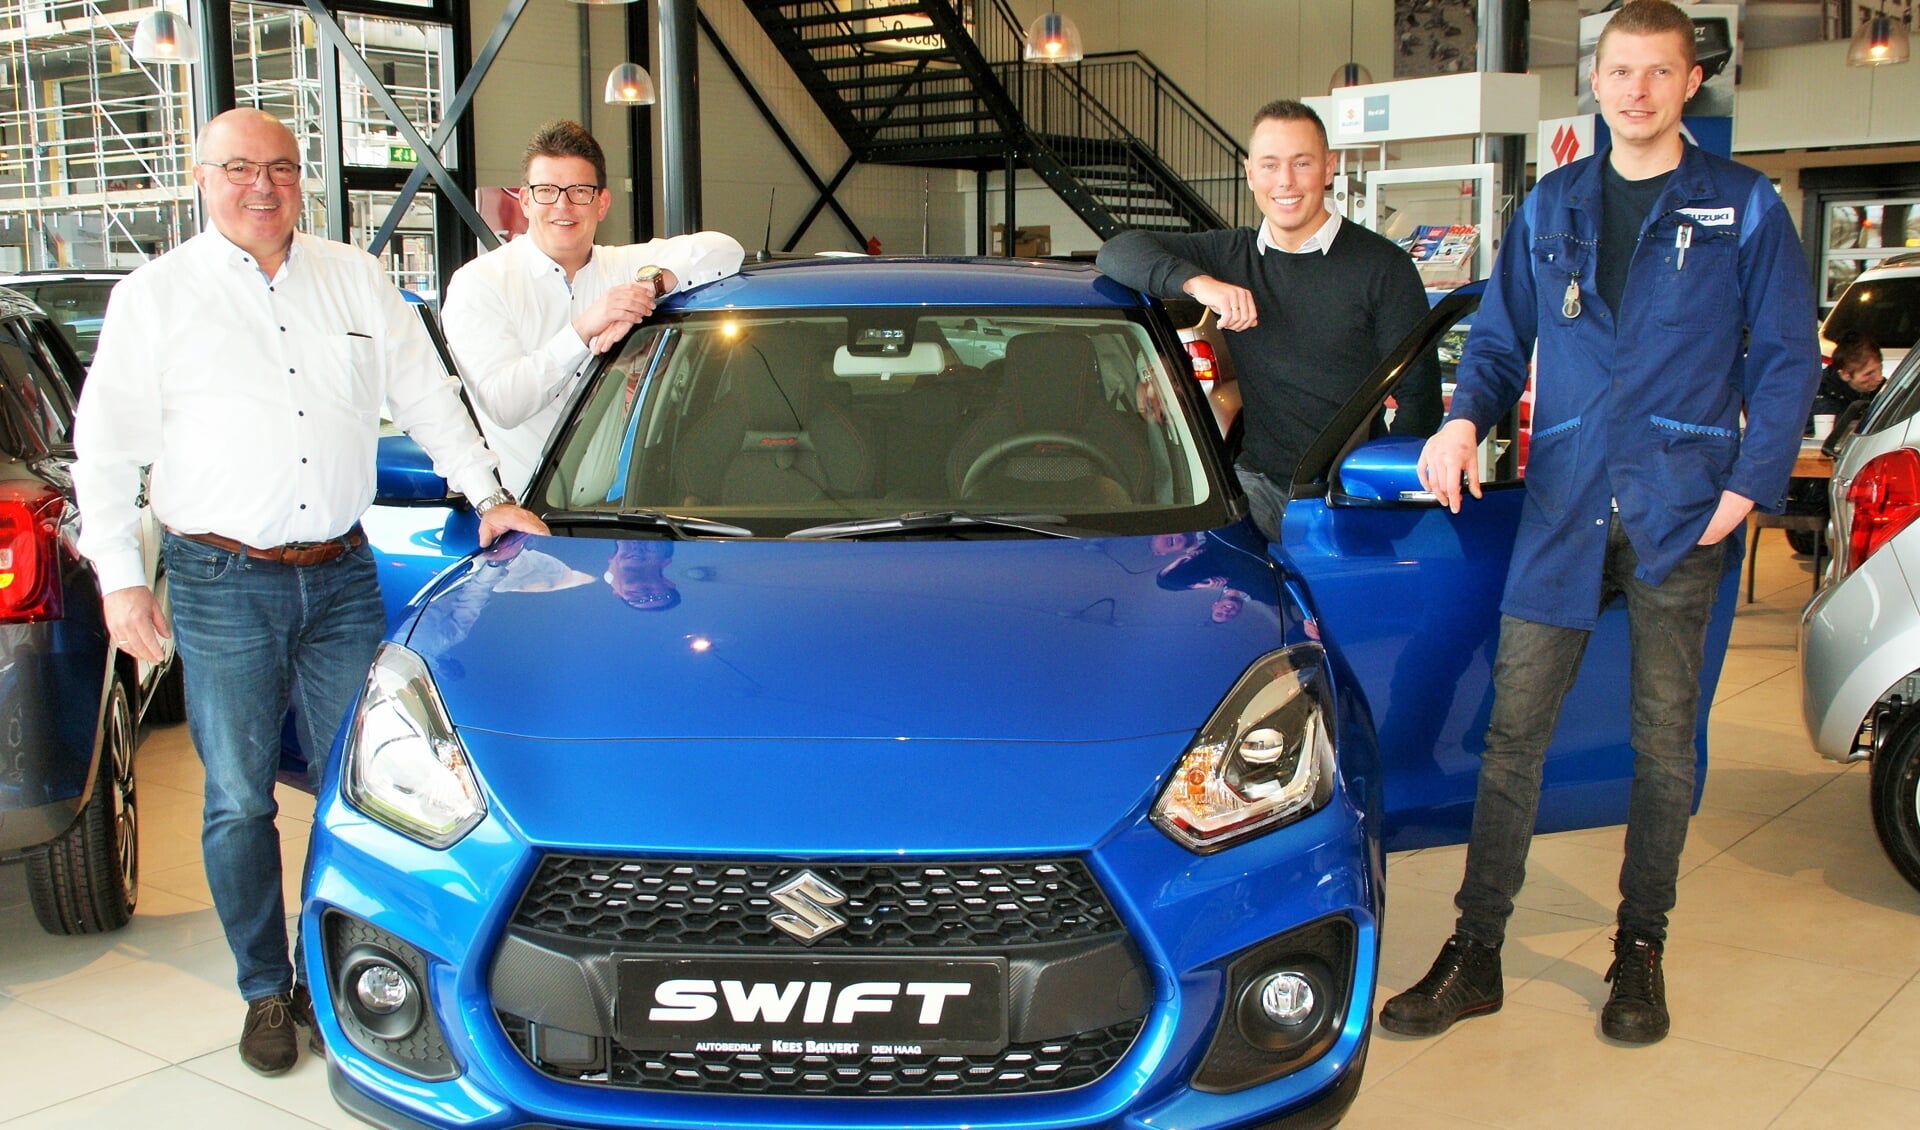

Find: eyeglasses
<box><xmin>200</xmin><ymin>159</ymin><xmax>301</xmax><ymax>187</ymax></box>
<box><xmin>525</xmin><ymin>183</ymin><xmax>602</xmax><ymax>206</ymax></box>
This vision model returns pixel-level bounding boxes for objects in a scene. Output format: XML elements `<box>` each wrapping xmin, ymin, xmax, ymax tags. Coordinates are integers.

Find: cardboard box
<box><xmin>992</xmin><ymin>224</ymin><xmax>1052</xmax><ymax>258</ymax></box>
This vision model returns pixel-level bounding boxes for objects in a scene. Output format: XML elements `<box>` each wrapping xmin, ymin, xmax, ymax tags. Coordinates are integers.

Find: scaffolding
<box><xmin>0</xmin><ymin>0</ymin><xmax>451</xmax><ymax>292</ymax></box>
<box><xmin>0</xmin><ymin>2</ymin><xmax>196</xmax><ymax>269</ymax></box>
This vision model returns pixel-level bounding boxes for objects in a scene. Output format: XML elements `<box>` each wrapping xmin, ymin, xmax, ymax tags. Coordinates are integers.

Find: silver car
<box><xmin>1802</xmin><ymin>344</ymin><xmax>1920</xmax><ymax>892</ymax></box>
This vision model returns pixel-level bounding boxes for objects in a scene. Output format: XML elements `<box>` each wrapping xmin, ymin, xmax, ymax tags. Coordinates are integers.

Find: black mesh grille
<box><xmin>510</xmin><ymin>858</ymin><xmax>1120</xmax><ymax>948</ymax></box>
<box><xmin>499</xmin><ymin>1012</ymin><xmax>1142</xmax><ymax>1096</ymax></box>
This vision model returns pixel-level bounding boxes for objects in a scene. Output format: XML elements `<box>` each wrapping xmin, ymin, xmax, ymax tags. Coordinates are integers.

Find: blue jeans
<box><xmin>163</xmin><ymin>532</ymin><xmax>385</xmax><ymax>1001</ymax></box>
<box><xmin>1454</xmin><ymin>515</ymin><xmax>1726</xmax><ymax>946</ymax></box>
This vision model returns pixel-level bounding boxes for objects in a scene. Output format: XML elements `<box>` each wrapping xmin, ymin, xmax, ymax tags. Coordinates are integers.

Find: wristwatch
<box><xmin>634</xmin><ymin>265</ymin><xmax>667</xmax><ymax>295</ymax></box>
<box><xmin>473</xmin><ymin>487</ymin><xmax>514</xmax><ymax>516</ymax></box>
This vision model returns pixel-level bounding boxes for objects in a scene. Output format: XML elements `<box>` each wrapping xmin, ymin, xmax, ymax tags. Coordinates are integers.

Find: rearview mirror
<box><xmin>375</xmin><ymin>433</ymin><xmax>454</xmax><ymax>504</ymax></box>
<box><xmin>1335</xmin><ymin>436</ymin><xmax>1438</xmax><ymax>505</ymax></box>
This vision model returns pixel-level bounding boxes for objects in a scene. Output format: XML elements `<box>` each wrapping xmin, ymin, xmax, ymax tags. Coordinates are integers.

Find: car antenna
<box><xmin>757</xmin><ymin>187</ymin><xmax>774</xmax><ymax>263</ymax></box>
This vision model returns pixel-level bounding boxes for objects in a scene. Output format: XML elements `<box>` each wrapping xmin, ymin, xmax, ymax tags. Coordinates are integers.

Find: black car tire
<box><xmin>1870</xmin><ymin>710</ymin><xmax>1920</xmax><ymax>895</ymax></box>
<box><xmin>147</xmin><ymin>656</ymin><xmax>187</xmax><ymax>725</ymax></box>
<box><xmin>27</xmin><ymin>676</ymin><xmax>138</xmax><ymax>934</ymax></box>
<box><xmin>1785</xmin><ymin>528</ymin><xmax>1820</xmax><ymax>557</ymax></box>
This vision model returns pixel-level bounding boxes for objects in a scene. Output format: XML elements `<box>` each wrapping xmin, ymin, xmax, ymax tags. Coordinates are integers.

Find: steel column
<box><xmin>659</xmin><ymin>0</ymin><xmax>701</xmax><ymax>234</ymax></box>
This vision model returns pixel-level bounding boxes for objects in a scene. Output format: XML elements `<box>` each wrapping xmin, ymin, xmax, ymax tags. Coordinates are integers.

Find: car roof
<box><xmin>668</xmin><ymin>256</ymin><xmax>1146</xmax><ymax>312</ymax></box>
<box><xmin>1848</xmin><ymin>255</ymin><xmax>1920</xmax><ymax>279</ymax></box>
<box><xmin>0</xmin><ymin>269</ymin><xmax>129</xmax><ymax>285</ymax></box>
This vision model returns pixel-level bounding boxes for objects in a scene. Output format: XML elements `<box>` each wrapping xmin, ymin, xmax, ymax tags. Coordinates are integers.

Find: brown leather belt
<box><xmin>169</xmin><ymin>526</ymin><xmax>366</xmax><ymax>567</ymax></box>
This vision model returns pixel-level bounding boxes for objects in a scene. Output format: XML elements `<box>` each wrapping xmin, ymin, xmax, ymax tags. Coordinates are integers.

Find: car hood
<box><xmin>405</xmin><ymin>533</ymin><xmax>1282</xmax><ymax>745</ymax></box>
<box><xmin>400</xmin><ymin>532</ymin><xmax>1283</xmax><ymax>853</ymax></box>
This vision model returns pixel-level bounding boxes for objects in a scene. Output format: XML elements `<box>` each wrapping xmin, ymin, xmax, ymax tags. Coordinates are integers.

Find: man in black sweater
<box><xmin>1096</xmin><ymin>100</ymin><xmax>1440</xmax><ymax>539</ymax></box>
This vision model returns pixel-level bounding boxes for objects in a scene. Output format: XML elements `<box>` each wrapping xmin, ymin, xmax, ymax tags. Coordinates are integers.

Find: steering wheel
<box><xmin>959</xmin><ymin>431</ymin><xmax>1127</xmax><ymax>498</ymax></box>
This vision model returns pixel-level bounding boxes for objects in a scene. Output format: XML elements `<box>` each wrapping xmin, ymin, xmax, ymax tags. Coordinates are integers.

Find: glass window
<box><xmin>539</xmin><ymin>309</ymin><xmax>1214</xmax><ymax>535</ymax></box>
<box><xmin>1819</xmin><ymin>274</ymin><xmax>1920</xmax><ymax>353</ymax></box>
<box><xmin>0</xmin><ymin>320</ymin><xmax>75</xmax><ymax>457</ymax></box>
<box><xmin>349</xmin><ymin>190</ymin><xmax>439</xmax><ymax>304</ymax></box>
<box><xmin>1821</xmin><ymin>198</ymin><xmax>1920</xmax><ymax>307</ymax></box>
<box><xmin>7</xmin><ymin>280</ymin><xmax>115</xmax><ymax>367</ymax></box>
<box><xmin>337</xmin><ymin>13</ymin><xmax>454</xmax><ymax>171</ymax></box>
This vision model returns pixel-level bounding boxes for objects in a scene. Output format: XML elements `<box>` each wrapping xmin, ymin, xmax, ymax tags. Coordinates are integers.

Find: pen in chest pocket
<box><xmin>1675</xmin><ymin>225</ymin><xmax>1691</xmax><ymax>271</ymax></box>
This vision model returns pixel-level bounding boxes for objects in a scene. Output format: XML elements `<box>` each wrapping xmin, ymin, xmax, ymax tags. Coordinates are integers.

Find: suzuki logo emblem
<box><xmin>1550</xmin><ymin>124</ymin><xmax>1581</xmax><ymax>169</ymax></box>
<box><xmin>768</xmin><ymin>871</ymin><xmax>849</xmax><ymax>944</ymax></box>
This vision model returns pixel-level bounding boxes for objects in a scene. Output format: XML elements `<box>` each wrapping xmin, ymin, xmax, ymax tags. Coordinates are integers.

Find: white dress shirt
<box><xmin>1257</xmin><ymin>209</ymin><xmax>1342</xmax><ymax>256</ymax></box>
<box><xmin>440</xmin><ymin>231</ymin><xmax>744</xmax><ymax>494</ymax></box>
<box><xmin>73</xmin><ymin>230</ymin><xmax>502</xmax><ymax>596</ymax></box>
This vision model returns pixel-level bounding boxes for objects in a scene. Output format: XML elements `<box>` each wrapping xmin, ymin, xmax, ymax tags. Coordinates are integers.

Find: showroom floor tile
<box><xmin>2</xmin><ymin>535</ymin><xmax>1917</xmax><ymax>1127</ymax></box>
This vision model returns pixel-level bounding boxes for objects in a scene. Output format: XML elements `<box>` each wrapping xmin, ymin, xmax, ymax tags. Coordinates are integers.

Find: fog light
<box><xmin>355</xmin><ymin>962</ymin><xmax>411</xmax><ymax>1014</ymax></box>
<box><xmin>1233</xmin><ymin>959</ymin><xmax>1331</xmax><ymax>1053</ymax></box>
<box><xmin>1257</xmin><ymin>970</ymin><xmax>1316</xmax><ymax>1025</ymax></box>
<box><xmin>341</xmin><ymin>944</ymin><xmax>424</xmax><ymax>1041</ymax></box>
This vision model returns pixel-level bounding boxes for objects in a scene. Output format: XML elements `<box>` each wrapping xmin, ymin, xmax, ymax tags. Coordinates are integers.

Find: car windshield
<box><xmin>535</xmin><ymin>307</ymin><xmax>1217</xmax><ymax>536</ymax></box>
<box><xmin>1822</xmin><ymin>273</ymin><xmax>1920</xmax><ymax>351</ymax></box>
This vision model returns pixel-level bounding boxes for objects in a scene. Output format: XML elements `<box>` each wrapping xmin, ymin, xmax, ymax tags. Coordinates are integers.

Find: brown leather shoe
<box><xmin>291</xmin><ymin>982</ymin><xmax>325</xmax><ymax>1056</ymax></box>
<box><xmin>239</xmin><ymin>993</ymin><xmax>299</xmax><ymax>1075</ymax></box>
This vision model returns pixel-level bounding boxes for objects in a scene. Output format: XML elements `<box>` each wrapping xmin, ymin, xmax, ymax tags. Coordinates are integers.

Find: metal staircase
<box><xmin>738</xmin><ymin>0</ymin><xmax>1252</xmax><ymax>239</ymax></box>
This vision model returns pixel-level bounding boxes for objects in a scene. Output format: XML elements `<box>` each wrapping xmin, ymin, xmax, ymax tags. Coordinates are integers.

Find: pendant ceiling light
<box><xmin>131</xmin><ymin>10</ymin><xmax>201</xmax><ymax>65</ymax></box>
<box><xmin>1024</xmin><ymin>2</ymin><xmax>1084</xmax><ymax>64</ymax></box>
<box><xmin>1330</xmin><ymin>0</ymin><xmax>1371</xmax><ymax>89</ymax></box>
<box><xmin>1847</xmin><ymin>3</ymin><xmax>1912</xmax><ymax>67</ymax></box>
<box><xmin>604</xmin><ymin>61</ymin><xmax>657</xmax><ymax>106</ymax></box>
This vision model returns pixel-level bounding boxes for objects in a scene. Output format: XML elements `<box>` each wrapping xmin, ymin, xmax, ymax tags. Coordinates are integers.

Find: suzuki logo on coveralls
<box><xmin>769</xmin><ymin>871</ymin><xmax>849</xmax><ymax>943</ymax></box>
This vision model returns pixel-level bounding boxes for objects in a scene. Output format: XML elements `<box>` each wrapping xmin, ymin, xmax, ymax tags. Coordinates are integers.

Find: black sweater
<box><xmin>1097</xmin><ymin>223</ymin><xmax>1440</xmax><ymax>483</ymax></box>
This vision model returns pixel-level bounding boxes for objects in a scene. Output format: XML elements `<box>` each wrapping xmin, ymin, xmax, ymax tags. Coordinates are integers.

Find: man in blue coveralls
<box><xmin>1379</xmin><ymin>1</ymin><xmax>1819</xmax><ymax>1045</ymax></box>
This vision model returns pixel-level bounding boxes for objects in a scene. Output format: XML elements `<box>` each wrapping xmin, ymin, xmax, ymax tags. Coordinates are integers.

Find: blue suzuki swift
<box><xmin>306</xmin><ymin>258</ymin><xmax>1739</xmax><ymax>1129</ymax></box>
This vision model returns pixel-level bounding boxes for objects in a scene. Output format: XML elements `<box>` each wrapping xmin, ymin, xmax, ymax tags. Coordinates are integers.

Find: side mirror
<box><xmin>1335</xmin><ymin>435</ymin><xmax>1438</xmax><ymax>505</ymax></box>
<box><xmin>375</xmin><ymin>433</ymin><xmax>453</xmax><ymax>504</ymax></box>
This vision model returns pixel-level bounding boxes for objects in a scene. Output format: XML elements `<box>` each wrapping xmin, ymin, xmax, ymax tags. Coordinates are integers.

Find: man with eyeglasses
<box><xmin>442</xmin><ymin>119</ymin><xmax>743</xmax><ymax>495</ymax></box>
<box><xmin>71</xmin><ymin>107</ymin><xmax>547</xmax><ymax>1077</ymax></box>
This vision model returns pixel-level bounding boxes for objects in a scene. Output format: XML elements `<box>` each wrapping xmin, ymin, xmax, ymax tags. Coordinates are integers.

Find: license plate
<box><xmin>615</xmin><ymin>955</ymin><xmax>1008</xmax><ymax>1056</ymax></box>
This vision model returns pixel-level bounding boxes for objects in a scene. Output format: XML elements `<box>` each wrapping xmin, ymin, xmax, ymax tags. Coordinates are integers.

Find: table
<box><xmin>1747</xmin><ymin>442</ymin><xmax>1834</xmax><ymax>603</ymax></box>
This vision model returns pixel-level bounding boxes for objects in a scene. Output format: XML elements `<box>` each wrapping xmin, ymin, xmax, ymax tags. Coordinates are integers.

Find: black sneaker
<box><xmin>1602</xmin><ymin>932</ymin><xmax>1669</xmax><ymax>1043</ymax></box>
<box><xmin>239</xmin><ymin>993</ymin><xmax>299</xmax><ymax>1075</ymax></box>
<box><xmin>1378</xmin><ymin>934</ymin><xmax>1503</xmax><ymax>1037</ymax></box>
<box><xmin>291</xmin><ymin>982</ymin><xmax>325</xmax><ymax>1056</ymax></box>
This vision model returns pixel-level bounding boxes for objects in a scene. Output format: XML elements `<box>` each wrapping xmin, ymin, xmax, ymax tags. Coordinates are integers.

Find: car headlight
<box><xmin>1152</xmin><ymin>645</ymin><xmax>1336</xmax><ymax>853</ymax></box>
<box><xmin>342</xmin><ymin>642</ymin><xmax>485</xmax><ymax>848</ymax></box>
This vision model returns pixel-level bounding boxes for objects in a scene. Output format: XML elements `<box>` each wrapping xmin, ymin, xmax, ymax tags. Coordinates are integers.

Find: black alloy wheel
<box><xmin>26</xmin><ymin>676</ymin><xmax>139</xmax><ymax>934</ymax></box>
<box><xmin>1870</xmin><ymin>709</ymin><xmax>1920</xmax><ymax>895</ymax></box>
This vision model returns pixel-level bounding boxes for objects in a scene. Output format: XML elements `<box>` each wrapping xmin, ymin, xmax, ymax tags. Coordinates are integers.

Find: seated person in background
<box><xmin>1813</xmin><ymin>329</ymin><xmax>1884</xmax><ymax>445</ymax></box>
<box><xmin>1782</xmin><ymin>331</ymin><xmax>1883</xmax><ymax>551</ymax></box>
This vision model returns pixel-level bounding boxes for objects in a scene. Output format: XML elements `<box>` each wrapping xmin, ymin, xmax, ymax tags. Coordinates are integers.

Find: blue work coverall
<box><xmin>1447</xmin><ymin>142</ymin><xmax>1821</xmax><ymax>630</ymax></box>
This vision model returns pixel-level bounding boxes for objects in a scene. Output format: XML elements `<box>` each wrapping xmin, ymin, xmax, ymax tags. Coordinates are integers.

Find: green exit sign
<box><xmin>389</xmin><ymin>145</ymin><xmax>416</xmax><ymax>164</ymax></box>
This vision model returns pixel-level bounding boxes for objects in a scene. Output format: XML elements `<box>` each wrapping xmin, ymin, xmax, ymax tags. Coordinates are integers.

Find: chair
<box><xmin>943</xmin><ymin>331</ymin><xmax>1149</xmax><ymax>504</ymax></box>
<box><xmin>1745</xmin><ymin>511</ymin><xmax>1827</xmax><ymax>603</ymax></box>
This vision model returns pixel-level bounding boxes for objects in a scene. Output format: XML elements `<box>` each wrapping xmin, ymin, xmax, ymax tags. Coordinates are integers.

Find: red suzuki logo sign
<box><xmin>1550</xmin><ymin>125</ymin><xmax>1581</xmax><ymax>168</ymax></box>
<box><xmin>1537</xmin><ymin>116</ymin><xmax>1597</xmax><ymax>176</ymax></box>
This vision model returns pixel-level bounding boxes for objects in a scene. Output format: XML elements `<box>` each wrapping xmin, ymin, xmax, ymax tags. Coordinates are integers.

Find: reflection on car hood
<box><xmin>405</xmin><ymin>533</ymin><xmax>1283</xmax><ymax>853</ymax></box>
<box><xmin>406</xmin><ymin>533</ymin><xmax>1281</xmax><ymax>744</ymax></box>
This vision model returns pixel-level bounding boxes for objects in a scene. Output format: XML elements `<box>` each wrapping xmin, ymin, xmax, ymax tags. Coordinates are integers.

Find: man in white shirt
<box><xmin>441</xmin><ymin>119</ymin><xmax>744</xmax><ymax>495</ymax></box>
<box><xmin>72</xmin><ymin>108</ymin><xmax>546</xmax><ymax>1077</ymax></box>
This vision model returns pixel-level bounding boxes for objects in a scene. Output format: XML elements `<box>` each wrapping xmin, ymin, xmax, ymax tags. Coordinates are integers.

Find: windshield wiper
<box><xmin>786</xmin><ymin>511</ymin><xmax>1077</xmax><ymax>540</ymax></box>
<box><xmin>542</xmin><ymin>508</ymin><xmax>755</xmax><ymax>539</ymax></box>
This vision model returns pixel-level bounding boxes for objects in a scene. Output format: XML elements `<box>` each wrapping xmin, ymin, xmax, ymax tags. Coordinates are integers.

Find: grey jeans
<box><xmin>1454</xmin><ymin>514</ymin><xmax>1727</xmax><ymax>946</ymax></box>
<box><xmin>1235</xmin><ymin>464</ymin><xmax>1287</xmax><ymax>542</ymax></box>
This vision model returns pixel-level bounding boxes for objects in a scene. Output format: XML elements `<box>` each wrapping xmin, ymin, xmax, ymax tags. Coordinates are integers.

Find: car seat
<box><xmin>672</xmin><ymin>322</ymin><xmax>873</xmax><ymax>504</ymax></box>
<box><xmin>944</xmin><ymin>330</ymin><xmax>1149</xmax><ymax>504</ymax></box>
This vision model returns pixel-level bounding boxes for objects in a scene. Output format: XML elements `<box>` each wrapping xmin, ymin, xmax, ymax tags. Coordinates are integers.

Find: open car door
<box><xmin>1275</xmin><ymin>285</ymin><xmax>1741</xmax><ymax>852</ymax></box>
